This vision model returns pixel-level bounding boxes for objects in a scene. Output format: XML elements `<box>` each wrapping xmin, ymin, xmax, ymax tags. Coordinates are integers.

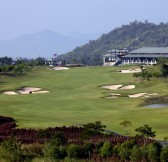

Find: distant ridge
<box><xmin>57</xmin><ymin>21</ymin><xmax>168</xmax><ymax>65</ymax></box>
<box><xmin>0</xmin><ymin>30</ymin><xmax>100</xmax><ymax>59</ymax></box>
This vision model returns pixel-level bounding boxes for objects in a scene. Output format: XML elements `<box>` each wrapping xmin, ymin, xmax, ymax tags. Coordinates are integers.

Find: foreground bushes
<box><xmin>1</xmin><ymin>138</ymin><xmax>168</xmax><ymax>162</ymax></box>
<box><xmin>0</xmin><ymin>118</ymin><xmax>165</xmax><ymax>161</ymax></box>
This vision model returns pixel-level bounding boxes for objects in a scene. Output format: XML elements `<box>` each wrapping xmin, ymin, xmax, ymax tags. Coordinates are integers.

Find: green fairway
<box><xmin>0</xmin><ymin>66</ymin><xmax>168</xmax><ymax>139</ymax></box>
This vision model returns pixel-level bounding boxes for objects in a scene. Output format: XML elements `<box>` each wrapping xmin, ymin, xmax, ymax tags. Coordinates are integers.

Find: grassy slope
<box><xmin>0</xmin><ymin>66</ymin><xmax>168</xmax><ymax>139</ymax></box>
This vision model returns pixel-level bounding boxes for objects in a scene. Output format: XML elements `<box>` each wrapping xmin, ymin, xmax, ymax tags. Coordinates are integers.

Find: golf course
<box><xmin>0</xmin><ymin>65</ymin><xmax>168</xmax><ymax>140</ymax></box>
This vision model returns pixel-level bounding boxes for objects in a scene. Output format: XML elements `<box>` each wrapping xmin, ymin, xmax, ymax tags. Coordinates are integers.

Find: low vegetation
<box><xmin>0</xmin><ymin>116</ymin><xmax>165</xmax><ymax>162</ymax></box>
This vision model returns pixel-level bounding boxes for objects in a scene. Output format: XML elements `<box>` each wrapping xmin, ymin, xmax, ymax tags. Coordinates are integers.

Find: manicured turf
<box><xmin>0</xmin><ymin>66</ymin><xmax>168</xmax><ymax>139</ymax></box>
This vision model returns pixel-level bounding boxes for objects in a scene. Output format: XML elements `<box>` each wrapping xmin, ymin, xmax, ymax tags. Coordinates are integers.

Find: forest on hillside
<box><xmin>57</xmin><ymin>21</ymin><xmax>168</xmax><ymax>66</ymax></box>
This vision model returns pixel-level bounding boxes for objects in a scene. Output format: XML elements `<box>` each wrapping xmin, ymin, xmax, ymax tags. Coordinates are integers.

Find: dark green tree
<box><xmin>81</xmin><ymin>121</ymin><xmax>106</xmax><ymax>140</ymax></box>
<box><xmin>35</xmin><ymin>57</ymin><xmax>46</xmax><ymax>66</ymax></box>
<box><xmin>83</xmin><ymin>121</ymin><xmax>106</xmax><ymax>132</ymax></box>
<box><xmin>135</xmin><ymin>124</ymin><xmax>156</xmax><ymax>145</ymax></box>
<box><xmin>0</xmin><ymin>56</ymin><xmax>13</xmax><ymax>65</ymax></box>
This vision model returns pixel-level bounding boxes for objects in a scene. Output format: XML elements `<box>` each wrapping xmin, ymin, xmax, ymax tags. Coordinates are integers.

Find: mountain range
<box><xmin>0</xmin><ymin>30</ymin><xmax>101</xmax><ymax>59</ymax></box>
<box><xmin>57</xmin><ymin>21</ymin><xmax>168</xmax><ymax>65</ymax></box>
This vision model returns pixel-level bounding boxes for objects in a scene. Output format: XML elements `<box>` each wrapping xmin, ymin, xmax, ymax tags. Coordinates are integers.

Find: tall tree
<box><xmin>135</xmin><ymin>124</ymin><xmax>156</xmax><ymax>145</ymax></box>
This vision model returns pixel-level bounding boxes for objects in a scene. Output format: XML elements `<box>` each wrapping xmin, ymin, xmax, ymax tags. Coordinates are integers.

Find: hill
<box><xmin>57</xmin><ymin>21</ymin><xmax>168</xmax><ymax>65</ymax></box>
<box><xmin>0</xmin><ymin>30</ymin><xmax>100</xmax><ymax>59</ymax></box>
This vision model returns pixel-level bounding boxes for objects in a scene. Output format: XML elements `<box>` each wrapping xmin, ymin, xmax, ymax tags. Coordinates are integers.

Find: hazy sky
<box><xmin>0</xmin><ymin>0</ymin><xmax>167</xmax><ymax>40</ymax></box>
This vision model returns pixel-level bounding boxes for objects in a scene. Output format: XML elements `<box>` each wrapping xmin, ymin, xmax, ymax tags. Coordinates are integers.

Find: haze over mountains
<box><xmin>0</xmin><ymin>30</ymin><xmax>101</xmax><ymax>59</ymax></box>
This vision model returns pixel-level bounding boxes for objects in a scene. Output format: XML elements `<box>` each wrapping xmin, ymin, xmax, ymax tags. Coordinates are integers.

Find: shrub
<box><xmin>113</xmin><ymin>143</ymin><xmax>121</xmax><ymax>155</ymax></box>
<box><xmin>22</xmin><ymin>143</ymin><xmax>43</xmax><ymax>159</ymax></box>
<box><xmin>160</xmin><ymin>146</ymin><xmax>168</xmax><ymax>162</ymax></box>
<box><xmin>147</xmin><ymin>142</ymin><xmax>161</xmax><ymax>162</ymax></box>
<box><xmin>0</xmin><ymin>138</ymin><xmax>23</xmax><ymax>162</ymax></box>
<box><xmin>130</xmin><ymin>145</ymin><xmax>142</xmax><ymax>162</ymax></box>
<box><xmin>82</xmin><ymin>143</ymin><xmax>95</xmax><ymax>158</ymax></box>
<box><xmin>99</xmin><ymin>142</ymin><xmax>113</xmax><ymax>158</ymax></box>
<box><xmin>118</xmin><ymin>140</ymin><xmax>136</xmax><ymax>161</ymax></box>
<box><xmin>140</xmin><ymin>145</ymin><xmax>148</xmax><ymax>161</ymax></box>
<box><xmin>67</xmin><ymin>144</ymin><xmax>82</xmax><ymax>159</ymax></box>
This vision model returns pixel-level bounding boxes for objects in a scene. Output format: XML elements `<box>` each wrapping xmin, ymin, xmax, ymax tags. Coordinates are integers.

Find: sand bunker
<box><xmin>3</xmin><ymin>91</ymin><xmax>18</xmax><ymax>95</ymax></box>
<box><xmin>128</xmin><ymin>93</ymin><xmax>147</xmax><ymax>98</ymax></box>
<box><xmin>3</xmin><ymin>87</ymin><xmax>49</xmax><ymax>95</ymax></box>
<box><xmin>32</xmin><ymin>91</ymin><xmax>50</xmax><ymax>94</ymax></box>
<box><xmin>18</xmin><ymin>87</ymin><xmax>49</xmax><ymax>94</ymax></box>
<box><xmin>53</xmin><ymin>67</ymin><xmax>69</xmax><ymax>70</ymax></box>
<box><xmin>118</xmin><ymin>69</ymin><xmax>142</xmax><ymax>73</ymax></box>
<box><xmin>147</xmin><ymin>93</ymin><xmax>158</xmax><ymax>96</ymax></box>
<box><xmin>102</xmin><ymin>85</ymin><xmax>123</xmax><ymax>90</ymax></box>
<box><xmin>102</xmin><ymin>84</ymin><xmax>135</xmax><ymax>90</ymax></box>
<box><xmin>128</xmin><ymin>93</ymin><xmax>158</xmax><ymax>98</ymax></box>
<box><xmin>18</xmin><ymin>87</ymin><xmax>42</xmax><ymax>94</ymax></box>
<box><xmin>106</xmin><ymin>92</ymin><xmax>158</xmax><ymax>99</ymax></box>
<box><xmin>120</xmin><ymin>85</ymin><xmax>135</xmax><ymax>90</ymax></box>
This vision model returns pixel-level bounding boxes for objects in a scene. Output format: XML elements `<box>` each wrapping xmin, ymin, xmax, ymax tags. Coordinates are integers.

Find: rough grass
<box><xmin>0</xmin><ymin>65</ymin><xmax>168</xmax><ymax>139</ymax></box>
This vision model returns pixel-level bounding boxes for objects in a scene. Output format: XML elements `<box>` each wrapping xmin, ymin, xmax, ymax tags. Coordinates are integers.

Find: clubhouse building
<box><xmin>103</xmin><ymin>47</ymin><xmax>168</xmax><ymax>66</ymax></box>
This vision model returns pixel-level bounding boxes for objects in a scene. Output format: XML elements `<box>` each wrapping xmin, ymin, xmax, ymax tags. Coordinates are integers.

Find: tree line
<box><xmin>0</xmin><ymin>56</ymin><xmax>47</xmax><ymax>75</ymax></box>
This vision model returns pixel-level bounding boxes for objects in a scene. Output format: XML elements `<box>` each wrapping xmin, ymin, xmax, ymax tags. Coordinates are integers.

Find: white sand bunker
<box><xmin>18</xmin><ymin>87</ymin><xmax>49</xmax><ymax>94</ymax></box>
<box><xmin>3</xmin><ymin>87</ymin><xmax>49</xmax><ymax>95</ymax></box>
<box><xmin>18</xmin><ymin>87</ymin><xmax>41</xmax><ymax>94</ymax></box>
<box><xmin>102</xmin><ymin>84</ymin><xmax>135</xmax><ymax>90</ymax></box>
<box><xmin>53</xmin><ymin>67</ymin><xmax>69</xmax><ymax>70</ymax></box>
<box><xmin>3</xmin><ymin>91</ymin><xmax>18</xmax><ymax>95</ymax></box>
<box><xmin>102</xmin><ymin>85</ymin><xmax>123</xmax><ymax>90</ymax></box>
<box><xmin>120</xmin><ymin>85</ymin><xmax>135</xmax><ymax>90</ymax></box>
<box><xmin>118</xmin><ymin>69</ymin><xmax>141</xmax><ymax>73</ymax></box>
<box><xmin>128</xmin><ymin>93</ymin><xmax>158</xmax><ymax>98</ymax></box>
